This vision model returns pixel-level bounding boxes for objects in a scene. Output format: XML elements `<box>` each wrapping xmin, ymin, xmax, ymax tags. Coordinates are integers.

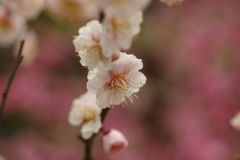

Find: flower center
<box><xmin>109</xmin><ymin>72</ymin><xmax>127</xmax><ymax>90</ymax></box>
<box><xmin>111</xmin><ymin>18</ymin><xmax>129</xmax><ymax>32</ymax></box>
<box><xmin>87</xmin><ymin>45</ymin><xmax>102</xmax><ymax>56</ymax></box>
<box><xmin>84</xmin><ymin>109</ymin><xmax>97</xmax><ymax>122</ymax></box>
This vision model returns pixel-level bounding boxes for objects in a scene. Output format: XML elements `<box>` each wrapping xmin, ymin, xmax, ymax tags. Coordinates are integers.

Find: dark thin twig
<box><xmin>83</xmin><ymin>138</ymin><xmax>94</xmax><ymax>160</ymax></box>
<box><xmin>0</xmin><ymin>40</ymin><xmax>25</xmax><ymax>123</ymax></box>
<box><xmin>101</xmin><ymin>108</ymin><xmax>110</xmax><ymax>122</ymax></box>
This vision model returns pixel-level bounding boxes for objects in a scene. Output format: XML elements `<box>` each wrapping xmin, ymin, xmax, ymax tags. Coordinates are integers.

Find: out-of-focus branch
<box><xmin>0</xmin><ymin>40</ymin><xmax>25</xmax><ymax>123</ymax></box>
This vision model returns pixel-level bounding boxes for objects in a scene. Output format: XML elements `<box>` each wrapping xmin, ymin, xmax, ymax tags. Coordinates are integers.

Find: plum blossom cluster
<box><xmin>73</xmin><ymin>4</ymin><xmax>147</xmax><ymax>109</ymax></box>
<box><xmin>70</xmin><ymin>0</ymin><xmax>149</xmax><ymax>157</ymax></box>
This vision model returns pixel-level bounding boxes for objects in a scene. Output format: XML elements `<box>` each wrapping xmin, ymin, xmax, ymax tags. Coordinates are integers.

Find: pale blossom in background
<box><xmin>46</xmin><ymin>0</ymin><xmax>98</xmax><ymax>22</ymax></box>
<box><xmin>0</xmin><ymin>154</ymin><xmax>6</xmax><ymax>160</ymax></box>
<box><xmin>101</xmin><ymin>8</ymin><xmax>143</xmax><ymax>57</ymax></box>
<box><xmin>0</xmin><ymin>4</ymin><xmax>26</xmax><ymax>47</ymax></box>
<box><xmin>3</xmin><ymin>0</ymin><xmax>45</xmax><ymax>20</ymax></box>
<box><xmin>160</xmin><ymin>0</ymin><xmax>183</xmax><ymax>6</ymax></box>
<box><xmin>73</xmin><ymin>20</ymin><xmax>112</xmax><ymax>70</ymax></box>
<box><xmin>14</xmin><ymin>31</ymin><xmax>39</xmax><ymax>66</ymax></box>
<box><xmin>87</xmin><ymin>52</ymin><xmax>146</xmax><ymax>108</ymax></box>
<box><xmin>80</xmin><ymin>0</ymin><xmax>99</xmax><ymax>20</ymax></box>
<box><xmin>102</xmin><ymin>129</ymin><xmax>128</xmax><ymax>157</ymax></box>
<box><xmin>68</xmin><ymin>92</ymin><xmax>102</xmax><ymax>140</ymax></box>
<box><xmin>97</xmin><ymin>0</ymin><xmax>150</xmax><ymax>16</ymax></box>
<box><xmin>230</xmin><ymin>112</ymin><xmax>240</xmax><ymax>131</ymax></box>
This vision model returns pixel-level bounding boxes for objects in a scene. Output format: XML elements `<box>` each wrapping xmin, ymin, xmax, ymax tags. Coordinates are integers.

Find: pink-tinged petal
<box><xmin>87</xmin><ymin>75</ymin><xmax>108</xmax><ymax>95</ymax></box>
<box><xmin>96</xmin><ymin>86</ymin><xmax>113</xmax><ymax>109</ymax></box>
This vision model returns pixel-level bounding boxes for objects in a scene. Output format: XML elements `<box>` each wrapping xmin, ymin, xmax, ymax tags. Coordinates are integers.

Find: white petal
<box><xmin>68</xmin><ymin>109</ymin><xmax>84</xmax><ymax>126</ymax></box>
<box><xmin>81</xmin><ymin>119</ymin><xmax>102</xmax><ymax>140</ymax></box>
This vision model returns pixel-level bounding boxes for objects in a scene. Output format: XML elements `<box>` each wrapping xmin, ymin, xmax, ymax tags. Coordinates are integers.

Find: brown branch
<box><xmin>83</xmin><ymin>138</ymin><xmax>94</xmax><ymax>160</ymax></box>
<box><xmin>101</xmin><ymin>108</ymin><xmax>110</xmax><ymax>122</ymax></box>
<box><xmin>0</xmin><ymin>40</ymin><xmax>25</xmax><ymax>123</ymax></box>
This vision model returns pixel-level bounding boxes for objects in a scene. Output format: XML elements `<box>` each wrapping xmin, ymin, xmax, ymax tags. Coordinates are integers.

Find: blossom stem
<box><xmin>101</xmin><ymin>108</ymin><xmax>110</xmax><ymax>122</ymax></box>
<box><xmin>0</xmin><ymin>40</ymin><xmax>25</xmax><ymax>123</ymax></box>
<box><xmin>83</xmin><ymin>138</ymin><xmax>94</xmax><ymax>160</ymax></box>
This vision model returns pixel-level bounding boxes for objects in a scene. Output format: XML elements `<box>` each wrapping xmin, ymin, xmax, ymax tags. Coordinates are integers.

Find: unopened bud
<box><xmin>102</xmin><ymin>129</ymin><xmax>128</xmax><ymax>157</ymax></box>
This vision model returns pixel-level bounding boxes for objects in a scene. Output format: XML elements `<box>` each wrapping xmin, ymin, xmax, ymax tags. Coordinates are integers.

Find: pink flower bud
<box><xmin>102</xmin><ymin>129</ymin><xmax>128</xmax><ymax>157</ymax></box>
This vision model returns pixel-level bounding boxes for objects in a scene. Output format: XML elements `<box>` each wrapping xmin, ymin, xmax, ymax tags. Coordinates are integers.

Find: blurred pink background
<box><xmin>1</xmin><ymin>0</ymin><xmax>240</xmax><ymax>160</ymax></box>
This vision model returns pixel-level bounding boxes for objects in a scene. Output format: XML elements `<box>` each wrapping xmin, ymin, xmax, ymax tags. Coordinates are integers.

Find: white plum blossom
<box><xmin>101</xmin><ymin>8</ymin><xmax>143</xmax><ymax>57</ymax></box>
<box><xmin>73</xmin><ymin>20</ymin><xmax>113</xmax><ymax>70</ymax></box>
<box><xmin>160</xmin><ymin>0</ymin><xmax>183</xmax><ymax>6</ymax></box>
<box><xmin>87</xmin><ymin>52</ymin><xmax>146</xmax><ymax>108</ymax></box>
<box><xmin>0</xmin><ymin>4</ymin><xmax>26</xmax><ymax>47</ymax></box>
<box><xmin>68</xmin><ymin>92</ymin><xmax>102</xmax><ymax>140</ymax></box>
<box><xmin>97</xmin><ymin>0</ymin><xmax>150</xmax><ymax>16</ymax></box>
<box><xmin>3</xmin><ymin>0</ymin><xmax>45</xmax><ymax>20</ymax></box>
<box><xmin>46</xmin><ymin>0</ymin><xmax>98</xmax><ymax>22</ymax></box>
<box><xmin>230</xmin><ymin>112</ymin><xmax>240</xmax><ymax>132</ymax></box>
<box><xmin>102</xmin><ymin>129</ymin><xmax>128</xmax><ymax>157</ymax></box>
